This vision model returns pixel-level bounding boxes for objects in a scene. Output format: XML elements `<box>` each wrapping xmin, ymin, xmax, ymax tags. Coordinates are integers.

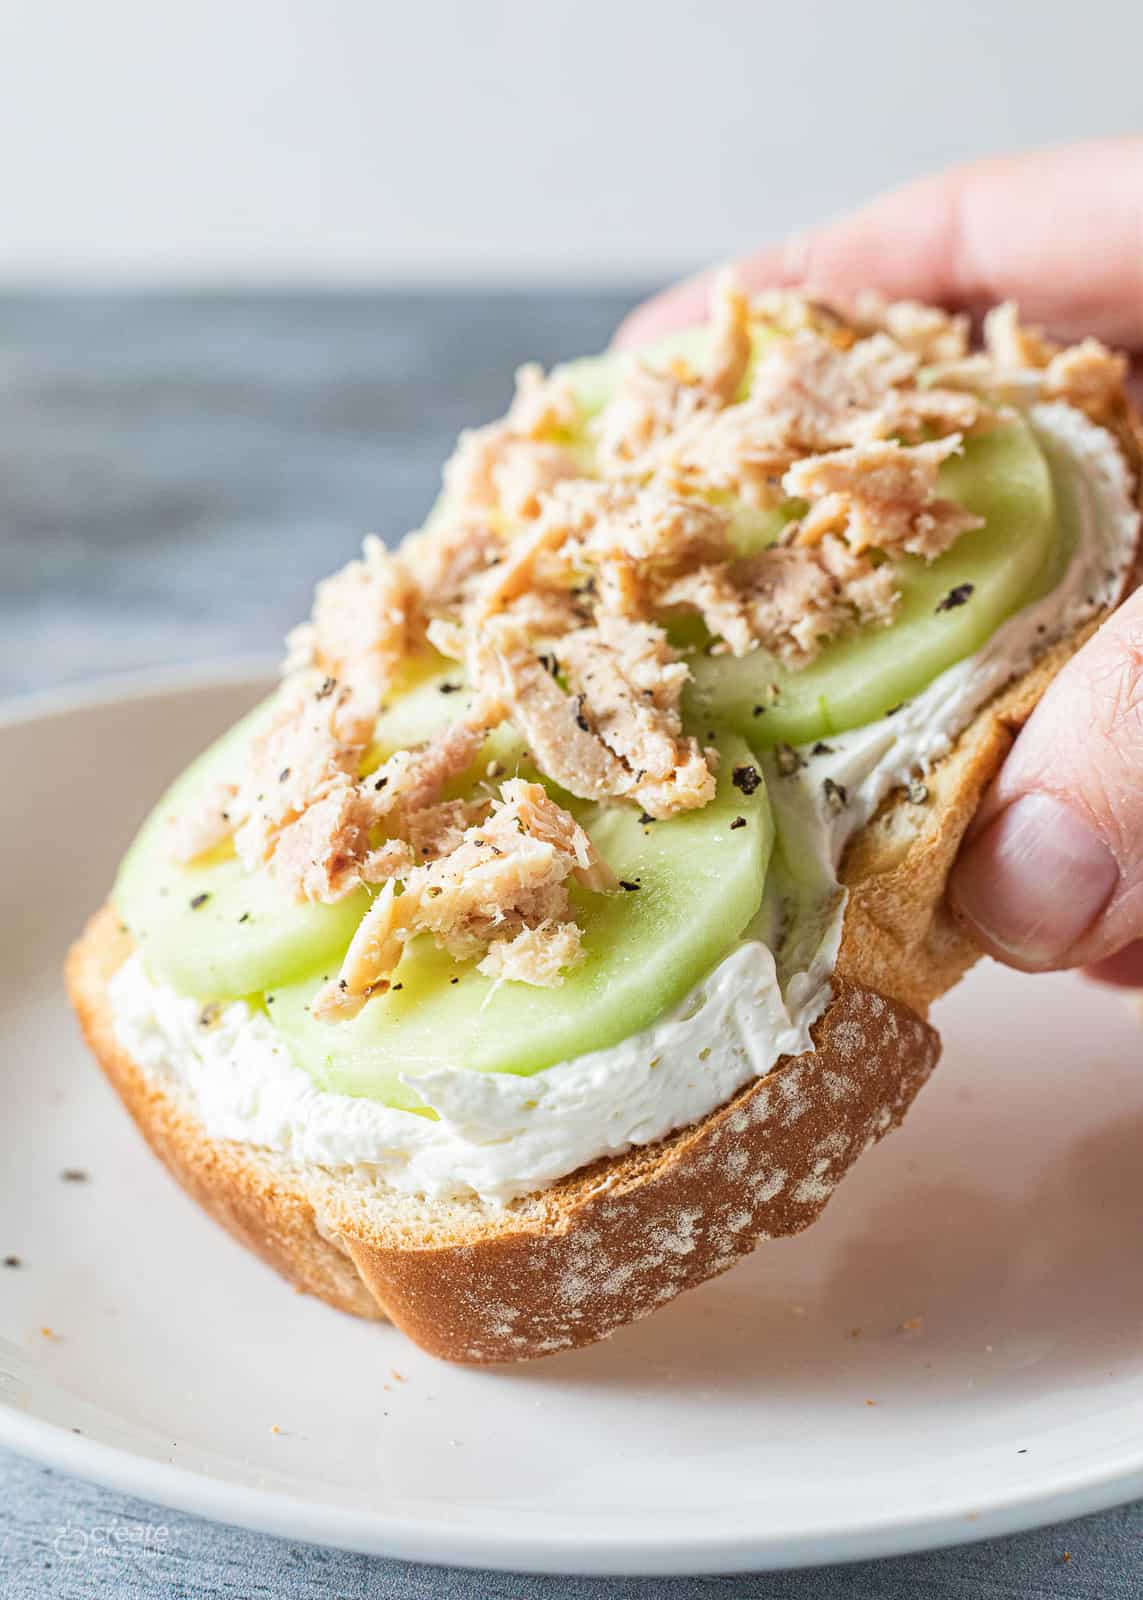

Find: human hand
<box><xmin>615</xmin><ymin>139</ymin><xmax>1143</xmax><ymax>983</ymax></box>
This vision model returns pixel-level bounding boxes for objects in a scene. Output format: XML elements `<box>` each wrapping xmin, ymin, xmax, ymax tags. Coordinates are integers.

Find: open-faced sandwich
<box><xmin>68</xmin><ymin>283</ymin><xmax>1142</xmax><ymax>1362</ymax></box>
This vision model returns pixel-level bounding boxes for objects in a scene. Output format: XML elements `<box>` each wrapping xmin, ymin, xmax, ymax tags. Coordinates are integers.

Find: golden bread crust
<box><xmin>67</xmin><ymin>906</ymin><xmax>937</xmax><ymax>1359</ymax></box>
<box><xmin>67</xmin><ymin>915</ymin><xmax>383</xmax><ymax>1322</ymax></box>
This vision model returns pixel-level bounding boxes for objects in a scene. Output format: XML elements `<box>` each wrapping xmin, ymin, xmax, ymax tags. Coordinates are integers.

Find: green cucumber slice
<box><xmin>686</xmin><ymin>416</ymin><xmax>1059</xmax><ymax>747</ymax></box>
<box><xmin>112</xmin><ymin>697</ymin><xmax>370</xmax><ymax>1001</ymax></box>
<box><xmin>111</xmin><ymin>665</ymin><xmax>529</xmax><ymax>1004</ymax></box>
<box><xmin>268</xmin><ymin>734</ymin><xmax>773</xmax><ymax>1106</ymax></box>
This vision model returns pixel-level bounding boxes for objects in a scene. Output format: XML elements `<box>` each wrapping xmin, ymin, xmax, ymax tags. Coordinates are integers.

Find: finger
<box><xmin>615</xmin><ymin>138</ymin><xmax>1143</xmax><ymax>351</ymax></box>
<box><xmin>1085</xmin><ymin>940</ymin><xmax>1143</xmax><ymax>988</ymax></box>
<box><xmin>949</xmin><ymin>587</ymin><xmax>1143</xmax><ymax>972</ymax></box>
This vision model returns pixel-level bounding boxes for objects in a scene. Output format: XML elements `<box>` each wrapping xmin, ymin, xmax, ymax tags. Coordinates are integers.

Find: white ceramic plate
<box><xmin>3</xmin><ymin>666</ymin><xmax>1143</xmax><ymax>1576</ymax></box>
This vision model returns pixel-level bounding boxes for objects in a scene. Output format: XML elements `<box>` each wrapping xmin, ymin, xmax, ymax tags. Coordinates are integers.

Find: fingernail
<box><xmin>951</xmin><ymin>793</ymin><xmax>1119</xmax><ymax>968</ymax></box>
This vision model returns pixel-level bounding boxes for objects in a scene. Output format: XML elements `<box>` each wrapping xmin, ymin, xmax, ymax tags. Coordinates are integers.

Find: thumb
<box><xmin>949</xmin><ymin>589</ymin><xmax>1143</xmax><ymax>972</ymax></box>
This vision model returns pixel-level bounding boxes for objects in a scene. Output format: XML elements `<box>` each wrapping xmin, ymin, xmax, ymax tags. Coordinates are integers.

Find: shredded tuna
<box><xmin>577</xmin><ymin>483</ymin><xmax>730</xmax><ymax>568</ymax></box>
<box><xmin>477</xmin><ymin>922</ymin><xmax>585</xmax><ymax>987</ymax></box>
<box><xmin>213</xmin><ymin>693</ymin><xmax>489</xmax><ymax>904</ymax></box>
<box><xmin>643</xmin><ymin>332</ymin><xmax>983</xmax><ymax>508</ymax></box>
<box><xmin>662</xmin><ymin>537</ymin><xmax>897</xmax><ymax>668</ymax></box>
<box><xmin>440</xmin><ymin>361</ymin><xmax>581</xmax><ymax>522</ymax></box>
<box><xmin>262</xmin><ymin>780</ymin><xmax>382</xmax><ymax>903</ymax></box>
<box><xmin>594</xmin><ymin>361</ymin><xmax>717</xmax><ymax>477</ymax></box>
<box><xmin>785</xmin><ymin>437</ymin><xmax>984</xmax><ymax>561</ymax></box>
<box><xmin>751</xmin><ymin>289</ymin><xmax>858</xmax><ymax>344</ymax></box>
<box><xmin>815</xmin><ymin>536</ymin><xmax>900</xmax><ymax>630</ymax></box>
<box><xmin>469</xmin><ymin>504</ymin><xmax>578</xmax><ymax>620</ymax></box>
<box><xmin>191</xmin><ymin>287</ymin><xmax>1133</xmax><ymax>983</ymax></box>
<box><xmin>594</xmin><ymin>275</ymin><xmax>753</xmax><ymax>474</ymax></box>
<box><xmin>367</xmin><ymin>715</ymin><xmax>487</xmax><ymax>822</ymax></box>
<box><xmin>425</xmin><ymin>616</ymin><xmax>467</xmax><ymax>660</ymax></box>
<box><xmin>559</xmin><ymin>614</ymin><xmax>714</xmax><ymax>817</ymax></box>
<box><xmin>404</xmin><ymin>797</ymin><xmax>492</xmax><ymax>863</ymax></box>
<box><xmin>403</xmin><ymin>518</ymin><xmax>505</xmax><ymax>618</ymax></box>
<box><xmin>702</xmin><ymin>271</ymin><xmax>753</xmax><ymax>404</ymax></box>
<box><xmin>1044</xmin><ymin>338</ymin><xmax>1129</xmax><ymax>416</ymax></box>
<box><xmin>932</xmin><ymin>319</ymin><xmax>1127</xmax><ymax>421</ymax></box>
<box><xmin>471</xmin><ymin>617</ymin><xmax>632</xmax><ymax>802</ymax></box>
<box><xmin>471</xmin><ymin>613</ymin><xmax>714</xmax><ymax>817</ymax></box>
<box><xmin>232</xmin><ymin>692</ymin><xmax>365</xmax><ymax>877</ymax></box>
<box><xmin>290</xmin><ymin>536</ymin><xmax>418</xmax><ymax>736</ymax></box>
<box><xmin>361</xmin><ymin>837</ymin><xmax>417</xmax><ymax>884</ymax></box>
<box><xmin>494</xmin><ymin>440</ymin><xmax>581</xmax><ymax>519</ymax></box>
<box><xmin>560</xmin><ymin>482</ymin><xmax>732</xmax><ymax>618</ymax></box>
<box><xmin>461</xmin><ymin>479</ymin><xmax>732</xmax><ymax>636</ymax></box>
<box><xmin>983</xmin><ymin>302</ymin><xmax>1059</xmax><ymax>371</ymax></box>
<box><xmin>504</xmin><ymin>363</ymin><xmax>581</xmax><ymax>438</ymax></box>
<box><xmin>748</xmin><ymin>331</ymin><xmax>981</xmax><ymax>447</ymax></box>
<box><xmin>444</xmin><ymin>429</ymin><xmax>579</xmax><ymax>519</ymax></box>
<box><xmin>851</xmin><ymin>292</ymin><xmax>970</xmax><ymax>363</ymax></box>
<box><xmin>311</xmin><ymin>778</ymin><xmax>610</xmax><ymax>1018</ymax></box>
<box><xmin>657</xmin><ymin>563</ymin><xmax>760</xmax><ymax>657</ymax></box>
<box><xmin>498</xmin><ymin>776</ymin><xmax>618</xmax><ymax>891</ymax></box>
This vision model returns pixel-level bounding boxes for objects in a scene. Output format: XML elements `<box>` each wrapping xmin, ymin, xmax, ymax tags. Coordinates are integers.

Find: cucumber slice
<box><xmin>369</xmin><ymin>663</ymin><xmax>473</xmax><ymax>760</ymax></box>
<box><xmin>686</xmin><ymin>417</ymin><xmax>1058</xmax><ymax>747</ymax></box>
<box><xmin>112</xmin><ymin>697</ymin><xmax>370</xmax><ymax>1001</ymax></box>
<box><xmin>268</xmin><ymin>734</ymin><xmax>773</xmax><ymax>1107</ymax></box>
<box><xmin>112</xmin><ymin>664</ymin><xmax>529</xmax><ymax>1003</ymax></box>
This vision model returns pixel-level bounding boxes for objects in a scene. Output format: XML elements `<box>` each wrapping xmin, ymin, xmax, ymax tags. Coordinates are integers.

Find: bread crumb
<box><xmin>389</xmin><ymin>1368</ymin><xmax>406</xmax><ymax>1383</ymax></box>
<box><xmin>40</xmin><ymin>1327</ymin><xmax>58</xmax><ymax>1340</ymax></box>
<box><xmin>864</xmin><ymin>1398</ymin><xmax>877</xmax><ymax>1407</ymax></box>
<box><xmin>898</xmin><ymin>1315</ymin><xmax>924</xmax><ymax>1334</ymax></box>
<box><xmin>269</xmin><ymin>1424</ymin><xmax>281</xmax><ymax>1435</ymax></box>
<box><xmin>848</xmin><ymin>1326</ymin><xmax>862</xmax><ymax>1339</ymax></box>
<box><xmin>1061</xmin><ymin>1551</ymin><xmax>1072</xmax><ymax>1564</ymax></box>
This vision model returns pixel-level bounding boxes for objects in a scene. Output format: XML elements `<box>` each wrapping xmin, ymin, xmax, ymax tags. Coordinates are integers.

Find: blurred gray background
<box><xmin>1</xmin><ymin>0</ymin><xmax>1140</xmax><ymax>288</ymax></box>
<box><xmin>0</xmin><ymin>290</ymin><xmax>634</xmax><ymax>691</ymax></box>
<box><xmin>3</xmin><ymin>2</ymin><xmax>1143</xmax><ymax>1594</ymax></box>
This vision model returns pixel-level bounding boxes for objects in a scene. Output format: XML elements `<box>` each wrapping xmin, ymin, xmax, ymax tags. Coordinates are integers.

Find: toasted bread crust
<box><xmin>63</xmin><ymin>615</ymin><xmax>1129</xmax><ymax>1364</ymax></box>
<box><xmin>66</xmin><ymin>405</ymin><xmax>1143</xmax><ymax>1364</ymax></box>
<box><xmin>68</xmin><ymin>907</ymin><xmax>938</xmax><ymax>1359</ymax></box>
<box><xmin>67</xmin><ymin>914</ymin><xmax>385</xmax><ymax>1321</ymax></box>
<box><xmin>63</xmin><ymin>606</ymin><xmax>1131</xmax><ymax>1362</ymax></box>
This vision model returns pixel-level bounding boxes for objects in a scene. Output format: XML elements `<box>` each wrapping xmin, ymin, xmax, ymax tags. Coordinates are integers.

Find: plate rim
<box><xmin>3</xmin><ymin>661</ymin><xmax>1142</xmax><ymax>1575</ymax></box>
<box><xmin>4</xmin><ymin>1401</ymin><xmax>1143</xmax><ymax>1575</ymax></box>
<box><xmin>0</xmin><ymin>655</ymin><xmax>278</xmax><ymax>732</ymax></box>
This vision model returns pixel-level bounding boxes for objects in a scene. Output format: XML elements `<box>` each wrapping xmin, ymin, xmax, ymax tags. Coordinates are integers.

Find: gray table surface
<box><xmin>1</xmin><ymin>291</ymin><xmax>1139</xmax><ymax>1597</ymax></box>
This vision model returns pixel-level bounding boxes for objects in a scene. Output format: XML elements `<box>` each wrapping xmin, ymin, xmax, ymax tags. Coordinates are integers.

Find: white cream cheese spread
<box><xmin>109</xmin><ymin>403</ymin><xmax>1140</xmax><ymax>1205</ymax></box>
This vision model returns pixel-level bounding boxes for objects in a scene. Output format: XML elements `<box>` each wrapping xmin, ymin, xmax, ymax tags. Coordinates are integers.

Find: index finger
<box><xmin>614</xmin><ymin>138</ymin><xmax>1143</xmax><ymax>352</ymax></box>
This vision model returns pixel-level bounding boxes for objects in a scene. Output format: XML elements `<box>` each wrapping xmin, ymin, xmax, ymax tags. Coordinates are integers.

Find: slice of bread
<box><xmin>63</xmin><ymin>611</ymin><xmax>1121</xmax><ymax>1364</ymax></box>
<box><xmin>67</xmin><ymin>406</ymin><xmax>1143</xmax><ymax>1364</ymax></box>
